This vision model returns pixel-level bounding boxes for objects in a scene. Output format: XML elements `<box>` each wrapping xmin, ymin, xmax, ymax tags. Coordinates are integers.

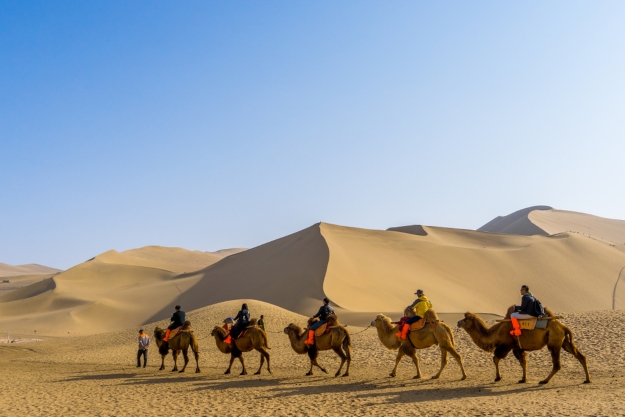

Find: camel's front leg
<box><xmin>179</xmin><ymin>348</ymin><xmax>189</xmax><ymax>373</ymax></box>
<box><xmin>432</xmin><ymin>348</ymin><xmax>448</xmax><ymax>379</ymax></box>
<box><xmin>171</xmin><ymin>351</ymin><xmax>179</xmax><ymax>372</ymax></box>
<box><xmin>512</xmin><ymin>349</ymin><xmax>527</xmax><ymax>383</ymax></box>
<box><xmin>539</xmin><ymin>346</ymin><xmax>562</xmax><ymax>384</ymax></box>
<box><xmin>224</xmin><ymin>354</ymin><xmax>235</xmax><ymax>374</ymax></box>
<box><xmin>193</xmin><ymin>349</ymin><xmax>200</xmax><ymax>373</ymax></box>
<box><xmin>407</xmin><ymin>349</ymin><xmax>422</xmax><ymax>379</ymax></box>
<box><xmin>238</xmin><ymin>355</ymin><xmax>247</xmax><ymax>375</ymax></box>
<box><xmin>493</xmin><ymin>345</ymin><xmax>511</xmax><ymax>382</ymax></box>
<box><xmin>159</xmin><ymin>354</ymin><xmax>166</xmax><ymax>371</ymax></box>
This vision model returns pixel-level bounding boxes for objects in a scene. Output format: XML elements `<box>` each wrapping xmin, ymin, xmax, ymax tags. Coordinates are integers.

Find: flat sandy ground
<box><xmin>1</xmin><ymin>303</ymin><xmax>623</xmax><ymax>416</ymax></box>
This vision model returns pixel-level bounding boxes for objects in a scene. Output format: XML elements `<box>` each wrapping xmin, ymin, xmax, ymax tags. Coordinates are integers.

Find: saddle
<box><xmin>409</xmin><ymin>318</ymin><xmax>426</xmax><ymax>331</ymax></box>
<box><xmin>314</xmin><ymin>323</ymin><xmax>332</xmax><ymax>337</ymax></box>
<box><xmin>169</xmin><ymin>326</ymin><xmax>182</xmax><ymax>339</ymax></box>
<box><xmin>518</xmin><ymin>317</ymin><xmax>537</xmax><ymax>330</ymax></box>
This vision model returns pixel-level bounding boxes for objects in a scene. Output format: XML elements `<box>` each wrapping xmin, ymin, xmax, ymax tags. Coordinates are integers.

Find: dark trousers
<box><xmin>137</xmin><ymin>349</ymin><xmax>148</xmax><ymax>367</ymax></box>
<box><xmin>406</xmin><ymin>315</ymin><xmax>423</xmax><ymax>324</ymax></box>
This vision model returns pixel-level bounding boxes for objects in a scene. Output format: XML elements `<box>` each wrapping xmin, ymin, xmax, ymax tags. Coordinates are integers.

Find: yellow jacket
<box><xmin>410</xmin><ymin>295</ymin><xmax>432</xmax><ymax>318</ymax></box>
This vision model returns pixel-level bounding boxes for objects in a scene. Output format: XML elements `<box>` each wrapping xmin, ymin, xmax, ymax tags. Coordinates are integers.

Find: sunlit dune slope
<box><xmin>0</xmin><ymin>262</ymin><xmax>62</xmax><ymax>277</ymax></box>
<box><xmin>0</xmin><ymin>246</ymin><xmax>242</xmax><ymax>335</ymax></box>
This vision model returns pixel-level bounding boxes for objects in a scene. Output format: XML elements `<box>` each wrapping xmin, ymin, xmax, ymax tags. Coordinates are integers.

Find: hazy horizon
<box><xmin>2</xmin><ymin>1</ymin><xmax>624</xmax><ymax>269</ymax></box>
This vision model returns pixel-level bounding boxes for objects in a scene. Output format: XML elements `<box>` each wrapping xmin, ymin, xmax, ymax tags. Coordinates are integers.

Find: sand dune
<box><xmin>0</xmin><ymin>262</ymin><xmax>61</xmax><ymax>277</ymax></box>
<box><xmin>477</xmin><ymin>205</ymin><xmax>553</xmax><ymax>235</ymax></box>
<box><xmin>0</xmin><ymin>246</ymin><xmax>245</xmax><ymax>335</ymax></box>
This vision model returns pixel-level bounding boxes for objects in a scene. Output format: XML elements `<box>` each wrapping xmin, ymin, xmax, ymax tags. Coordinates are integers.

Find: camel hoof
<box><xmin>240</xmin><ymin>372</ymin><xmax>247</xmax><ymax>376</ymax></box>
<box><xmin>224</xmin><ymin>370</ymin><xmax>230</xmax><ymax>375</ymax></box>
<box><xmin>171</xmin><ymin>369</ymin><xmax>177</xmax><ymax>372</ymax></box>
<box><xmin>195</xmin><ymin>370</ymin><xmax>200</xmax><ymax>373</ymax></box>
<box><xmin>518</xmin><ymin>379</ymin><xmax>526</xmax><ymax>384</ymax></box>
<box><xmin>254</xmin><ymin>371</ymin><xmax>261</xmax><ymax>375</ymax></box>
<box><xmin>306</xmin><ymin>372</ymin><xmax>313</xmax><ymax>376</ymax></box>
<box><xmin>583</xmin><ymin>380</ymin><xmax>591</xmax><ymax>384</ymax></box>
<box><xmin>342</xmin><ymin>373</ymin><xmax>349</xmax><ymax>377</ymax></box>
<box><xmin>431</xmin><ymin>375</ymin><xmax>440</xmax><ymax>380</ymax></box>
<box><xmin>321</xmin><ymin>368</ymin><xmax>328</xmax><ymax>374</ymax></box>
<box><xmin>389</xmin><ymin>373</ymin><xmax>396</xmax><ymax>378</ymax></box>
<box><xmin>461</xmin><ymin>375</ymin><xmax>467</xmax><ymax>381</ymax></box>
<box><xmin>495</xmin><ymin>377</ymin><xmax>502</xmax><ymax>382</ymax></box>
<box><xmin>538</xmin><ymin>380</ymin><xmax>548</xmax><ymax>385</ymax></box>
<box><xmin>179</xmin><ymin>370</ymin><xmax>185</xmax><ymax>373</ymax></box>
<box><xmin>413</xmin><ymin>375</ymin><xmax>421</xmax><ymax>380</ymax></box>
<box><xmin>334</xmin><ymin>372</ymin><xmax>340</xmax><ymax>377</ymax></box>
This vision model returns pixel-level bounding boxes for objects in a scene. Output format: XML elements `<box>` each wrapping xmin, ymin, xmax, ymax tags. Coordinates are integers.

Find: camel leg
<box><xmin>306</xmin><ymin>348</ymin><xmax>327</xmax><ymax>375</ymax></box>
<box><xmin>225</xmin><ymin>354</ymin><xmax>235</xmax><ymax>374</ymax></box>
<box><xmin>332</xmin><ymin>346</ymin><xmax>347</xmax><ymax>377</ymax></box>
<box><xmin>255</xmin><ymin>351</ymin><xmax>265</xmax><ymax>375</ymax></box>
<box><xmin>408</xmin><ymin>350</ymin><xmax>422</xmax><ymax>379</ymax></box>
<box><xmin>159</xmin><ymin>354</ymin><xmax>166</xmax><ymax>371</ymax></box>
<box><xmin>562</xmin><ymin>338</ymin><xmax>591</xmax><ymax>383</ymax></box>
<box><xmin>193</xmin><ymin>348</ymin><xmax>200</xmax><ymax>373</ymax></box>
<box><xmin>342</xmin><ymin>341</ymin><xmax>351</xmax><ymax>377</ymax></box>
<box><xmin>262</xmin><ymin>348</ymin><xmax>272</xmax><ymax>375</ymax></box>
<box><xmin>493</xmin><ymin>345</ymin><xmax>511</xmax><ymax>382</ymax></box>
<box><xmin>512</xmin><ymin>349</ymin><xmax>528</xmax><ymax>383</ymax></box>
<box><xmin>431</xmin><ymin>347</ymin><xmax>448</xmax><ymax>379</ymax></box>
<box><xmin>171</xmin><ymin>351</ymin><xmax>179</xmax><ymax>372</ymax></box>
<box><xmin>390</xmin><ymin>349</ymin><xmax>405</xmax><ymax>378</ymax></box>
<box><xmin>179</xmin><ymin>348</ymin><xmax>189</xmax><ymax>373</ymax></box>
<box><xmin>539</xmin><ymin>346</ymin><xmax>562</xmax><ymax>384</ymax></box>
<box><xmin>445</xmin><ymin>346</ymin><xmax>467</xmax><ymax>380</ymax></box>
<box><xmin>238</xmin><ymin>354</ymin><xmax>247</xmax><ymax>376</ymax></box>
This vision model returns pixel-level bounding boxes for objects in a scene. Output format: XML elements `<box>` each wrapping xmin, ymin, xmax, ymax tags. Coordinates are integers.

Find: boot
<box><xmin>304</xmin><ymin>329</ymin><xmax>315</xmax><ymax>345</ymax></box>
<box><xmin>224</xmin><ymin>335</ymin><xmax>232</xmax><ymax>344</ymax></box>
<box><xmin>510</xmin><ymin>318</ymin><xmax>522</xmax><ymax>337</ymax></box>
<box><xmin>396</xmin><ymin>324</ymin><xmax>410</xmax><ymax>340</ymax></box>
<box><xmin>163</xmin><ymin>329</ymin><xmax>171</xmax><ymax>342</ymax></box>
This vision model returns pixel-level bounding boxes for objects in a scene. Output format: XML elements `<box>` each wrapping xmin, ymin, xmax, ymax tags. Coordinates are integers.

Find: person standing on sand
<box><xmin>137</xmin><ymin>329</ymin><xmax>150</xmax><ymax>368</ymax></box>
<box><xmin>258</xmin><ymin>315</ymin><xmax>266</xmax><ymax>331</ymax></box>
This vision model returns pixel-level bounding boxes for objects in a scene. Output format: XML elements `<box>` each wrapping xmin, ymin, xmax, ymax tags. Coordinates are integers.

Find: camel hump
<box><xmin>424</xmin><ymin>309</ymin><xmax>439</xmax><ymax>321</ymax></box>
<box><xmin>249</xmin><ymin>318</ymin><xmax>258</xmax><ymax>326</ymax></box>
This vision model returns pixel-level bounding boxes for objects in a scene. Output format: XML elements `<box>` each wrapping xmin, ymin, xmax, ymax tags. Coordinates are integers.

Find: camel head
<box><xmin>210</xmin><ymin>325</ymin><xmax>226</xmax><ymax>338</ymax></box>
<box><xmin>370</xmin><ymin>314</ymin><xmax>389</xmax><ymax>327</ymax></box>
<box><xmin>284</xmin><ymin>323</ymin><xmax>304</xmax><ymax>336</ymax></box>
<box><xmin>457</xmin><ymin>312</ymin><xmax>477</xmax><ymax>329</ymax></box>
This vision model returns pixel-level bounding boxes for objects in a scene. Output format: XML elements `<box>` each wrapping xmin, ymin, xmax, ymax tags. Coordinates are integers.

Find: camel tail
<box><xmin>440</xmin><ymin>321</ymin><xmax>456</xmax><ymax>346</ymax></box>
<box><xmin>343</xmin><ymin>327</ymin><xmax>352</xmax><ymax>347</ymax></box>
<box><xmin>563</xmin><ymin>325</ymin><xmax>574</xmax><ymax>345</ymax></box>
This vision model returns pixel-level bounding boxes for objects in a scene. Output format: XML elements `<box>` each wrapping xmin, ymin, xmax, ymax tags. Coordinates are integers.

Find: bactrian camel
<box><xmin>457</xmin><ymin>306</ymin><xmax>590</xmax><ymax>384</ymax></box>
<box><xmin>371</xmin><ymin>309</ymin><xmax>467</xmax><ymax>380</ymax></box>
<box><xmin>210</xmin><ymin>319</ymin><xmax>271</xmax><ymax>375</ymax></box>
<box><xmin>154</xmin><ymin>321</ymin><xmax>200</xmax><ymax>373</ymax></box>
<box><xmin>283</xmin><ymin>315</ymin><xmax>352</xmax><ymax>377</ymax></box>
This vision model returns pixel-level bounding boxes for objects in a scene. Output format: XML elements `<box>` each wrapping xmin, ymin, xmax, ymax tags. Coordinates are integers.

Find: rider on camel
<box><xmin>229</xmin><ymin>303</ymin><xmax>250</xmax><ymax>345</ymax></box>
<box><xmin>396</xmin><ymin>289</ymin><xmax>432</xmax><ymax>340</ymax></box>
<box><xmin>510</xmin><ymin>285</ymin><xmax>538</xmax><ymax>336</ymax></box>
<box><xmin>305</xmin><ymin>297</ymin><xmax>334</xmax><ymax>345</ymax></box>
<box><xmin>163</xmin><ymin>305</ymin><xmax>185</xmax><ymax>342</ymax></box>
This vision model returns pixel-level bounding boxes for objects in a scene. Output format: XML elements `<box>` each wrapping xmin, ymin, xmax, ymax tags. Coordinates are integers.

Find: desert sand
<box><xmin>0</xmin><ymin>299</ymin><xmax>623</xmax><ymax>416</ymax></box>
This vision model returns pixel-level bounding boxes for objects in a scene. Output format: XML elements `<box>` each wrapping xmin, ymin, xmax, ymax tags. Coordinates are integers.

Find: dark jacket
<box><xmin>234</xmin><ymin>309</ymin><xmax>250</xmax><ymax>326</ymax></box>
<box><xmin>515</xmin><ymin>294</ymin><xmax>537</xmax><ymax>316</ymax></box>
<box><xmin>170</xmin><ymin>310</ymin><xmax>186</xmax><ymax>327</ymax></box>
<box><xmin>313</xmin><ymin>304</ymin><xmax>335</xmax><ymax>321</ymax></box>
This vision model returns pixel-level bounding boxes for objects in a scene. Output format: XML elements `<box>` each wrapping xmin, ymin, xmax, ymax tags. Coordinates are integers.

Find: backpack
<box><xmin>533</xmin><ymin>297</ymin><xmax>545</xmax><ymax>317</ymax></box>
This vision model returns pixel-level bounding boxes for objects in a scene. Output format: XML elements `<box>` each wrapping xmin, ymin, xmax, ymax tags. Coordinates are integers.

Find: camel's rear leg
<box><xmin>539</xmin><ymin>346</ymin><xmax>562</xmax><ymax>384</ymax></box>
<box><xmin>261</xmin><ymin>348</ymin><xmax>271</xmax><ymax>375</ymax></box>
<box><xmin>238</xmin><ymin>355</ymin><xmax>247</xmax><ymax>375</ymax></box>
<box><xmin>431</xmin><ymin>348</ymin><xmax>448</xmax><ymax>379</ymax></box>
<box><xmin>444</xmin><ymin>345</ymin><xmax>467</xmax><ymax>380</ymax></box>
<box><xmin>331</xmin><ymin>346</ymin><xmax>347</xmax><ymax>377</ymax></box>
<box><xmin>562</xmin><ymin>338</ymin><xmax>591</xmax><ymax>383</ymax></box>
<box><xmin>225</xmin><ymin>355</ymin><xmax>235</xmax><ymax>374</ymax></box>
<box><xmin>193</xmin><ymin>348</ymin><xmax>200</xmax><ymax>373</ymax></box>
<box><xmin>254</xmin><ymin>351</ymin><xmax>265</xmax><ymax>375</ymax></box>
<box><xmin>306</xmin><ymin>348</ymin><xmax>327</xmax><ymax>376</ymax></box>
<box><xmin>512</xmin><ymin>349</ymin><xmax>528</xmax><ymax>383</ymax></box>
<box><xmin>342</xmin><ymin>340</ymin><xmax>351</xmax><ymax>377</ymax></box>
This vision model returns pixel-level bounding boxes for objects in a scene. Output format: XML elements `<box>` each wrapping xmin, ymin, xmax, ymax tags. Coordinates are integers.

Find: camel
<box><xmin>153</xmin><ymin>321</ymin><xmax>200</xmax><ymax>373</ymax></box>
<box><xmin>283</xmin><ymin>315</ymin><xmax>352</xmax><ymax>377</ymax></box>
<box><xmin>210</xmin><ymin>319</ymin><xmax>271</xmax><ymax>375</ymax></box>
<box><xmin>457</xmin><ymin>306</ymin><xmax>590</xmax><ymax>384</ymax></box>
<box><xmin>371</xmin><ymin>309</ymin><xmax>467</xmax><ymax>380</ymax></box>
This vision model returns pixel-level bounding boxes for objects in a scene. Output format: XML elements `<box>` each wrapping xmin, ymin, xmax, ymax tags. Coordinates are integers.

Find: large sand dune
<box><xmin>3</xmin><ymin>211</ymin><xmax>624</xmax><ymax>336</ymax></box>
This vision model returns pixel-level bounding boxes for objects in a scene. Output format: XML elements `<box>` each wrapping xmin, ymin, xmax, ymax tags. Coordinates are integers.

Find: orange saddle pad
<box><xmin>169</xmin><ymin>327</ymin><xmax>182</xmax><ymax>339</ymax></box>
<box><xmin>410</xmin><ymin>318</ymin><xmax>426</xmax><ymax>331</ymax></box>
<box><xmin>314</xmin><ymin>323</ymin><xmax>328</xmax><ymax>337</ymax></box>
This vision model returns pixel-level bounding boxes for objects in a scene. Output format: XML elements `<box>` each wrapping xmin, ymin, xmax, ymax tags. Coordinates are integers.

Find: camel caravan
<box><xmin>152</xmin><ymin>287</ymin><xmax>591</xmax><ymax>385</ymax></box>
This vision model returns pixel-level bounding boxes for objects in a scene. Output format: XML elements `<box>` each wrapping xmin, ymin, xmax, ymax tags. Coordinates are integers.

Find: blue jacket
<box><xmin>234</xmin><ymin>309</ymin><xmax>250</xmax><ymax>326</ymax></box>
<box><xmin>515</xmin><ymin>294</ymin><xmax>537</xmax><ymax>316</ymax></box>
<box><xmin>170</xmin><ymin>310</ymin><xmax>186</xmax><ymax>327</ymax></box>
<box><xmin>313</xmin><ymin>304</ymin><xmax>335</xmax><ymax>321</ymax></box>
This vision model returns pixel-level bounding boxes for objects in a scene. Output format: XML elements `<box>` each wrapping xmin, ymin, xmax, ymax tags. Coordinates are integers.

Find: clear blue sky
<box><xmin>2</xmin><ymin>1</ymin><xmax>624</xmax><ymax>269</ymax></box>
